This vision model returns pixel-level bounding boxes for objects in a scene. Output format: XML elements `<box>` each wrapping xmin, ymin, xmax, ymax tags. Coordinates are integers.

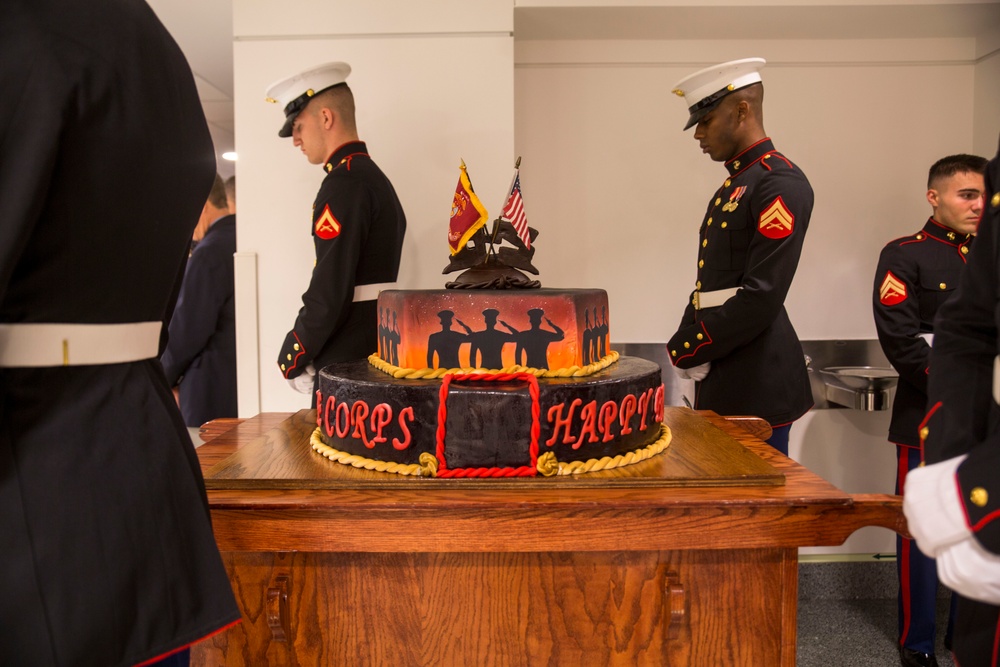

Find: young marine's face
<box><xmin>692</xmin><ymin>99</ymin><xmax>741</xmax><ymax>163</ymax></box>
<box><xmin>928</xmin><ymin>170</ymin><xmax>986</xmax><ymax>235</ymax></box>
<box><xmin>291</xmin><ymin>106</ymin><xmax>326</xmax><ymax>165</ymax></box>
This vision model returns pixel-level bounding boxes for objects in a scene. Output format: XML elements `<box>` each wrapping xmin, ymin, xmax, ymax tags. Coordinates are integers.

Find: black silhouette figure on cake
<box><xmin>468</xmin><ymin>308</ymin><xmax>516</xmax><ymax>369</ymax></box>
<box><xmin>388</xmin><ymin>311</ymin><xmax>400</xmax><ymax>366</ymax></box>
<box><xmin>427</xmin><ymin>310</ymin><xmax>469</xmax><ymax>369</ymax></box>
<box><xmin>595</xmin><ymin>306</ymin><xmax>609</xmax><ymax>360</ymax></box>
<box><xmin>510</xmin><ymin>308</ymin><xmax>564</xmax><ymax>369</ymax></box>
<box><xmin>379</xmin><ymin>307</ymin><xmax>388</xmax><ymax>361</ymax></box>
<box><xmin>582</xmin><ymin>309</ymin><xmax>595</xmax><ymax>365</ymax></box>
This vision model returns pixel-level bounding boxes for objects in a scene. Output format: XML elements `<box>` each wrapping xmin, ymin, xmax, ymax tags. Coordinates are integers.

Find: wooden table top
<box><xmin>196</xmin><ymin>408</ymin><xmax>905</xmax><ymax>552</ymax></box>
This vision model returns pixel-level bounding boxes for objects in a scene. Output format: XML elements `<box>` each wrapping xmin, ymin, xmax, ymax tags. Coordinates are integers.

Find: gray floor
<box><xmin>798</xmin><ymin>560</ymin><xmax>955</xmax><ymax>667</ymax></box>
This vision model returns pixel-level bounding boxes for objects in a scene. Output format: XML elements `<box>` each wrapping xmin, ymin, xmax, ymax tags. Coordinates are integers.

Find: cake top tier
<box><xmin>374</xmin><ymin>288</ymin><xmax>614</xmax><ymax>378</ymax></box>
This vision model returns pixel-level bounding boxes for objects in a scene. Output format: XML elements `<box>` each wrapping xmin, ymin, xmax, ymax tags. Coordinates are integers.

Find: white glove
<box><xmin>903</xmin><ymin>454</ymin><xmax>970</xmax><ymax>558</ymax></box>
<box><xmin>918</xmin><ymin>332</ymin><xmax>934</xmax><ymax>347</ymax></box>
<box><xmin>937</xmin><ymin>535</ymin><xmax>1000</xmax><ymax>605</ymax></box>
<box><xmin>687</xmin><ymin>362</ymin><xmax>711</xmax><ymax>381</ymax></box>
<box><xmin>288</xmin><ymin>364</ymin><xmax>317</xmax><ymax>394</ymax></box>
<box><xmin>673</xmin><ymin>362</ymin><xmax>711</xmax><ymax>381</ymax></box>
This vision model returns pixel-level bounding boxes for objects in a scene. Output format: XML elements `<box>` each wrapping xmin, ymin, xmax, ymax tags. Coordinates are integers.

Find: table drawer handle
<box><xmin>267</xmin><ymin>575</ymin><xmax>290</xmax><ymax>642</ymax></box>
<box><xmin>665</xmin><ymin>571</ymin><xmax>686</xmax><ymax>639</ymax></box>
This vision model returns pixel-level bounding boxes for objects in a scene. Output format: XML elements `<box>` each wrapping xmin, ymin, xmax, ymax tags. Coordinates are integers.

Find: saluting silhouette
<box><xmin>468</xmin><ymin>308</ymin><xmax>516</xmax><ymax>368</ymax></box>
<box><xmin>511</xmin><ymin>308</ymin><xmax>564</xmax><ymax>369</ymax></box>
<box><xmin>426</xmin><ymin>310</ymin><xmax>469</xmax><ymax>369</ymax></box>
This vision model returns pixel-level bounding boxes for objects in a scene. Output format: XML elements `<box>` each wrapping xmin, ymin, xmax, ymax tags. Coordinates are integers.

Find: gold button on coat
<box><xmin>939</xmin><ymin>283</ymin><xmax>947</xmax><ymax>290</ymax></box>
<box><xmin>724</xmin><ymin>179</ymin><xmax>731</xmax><ymax>187</ymax></box>
<box><xmin>715</xmin><ymin>198</ymin><xmax>721</xmax><ymax>206</ymax></box>
<box><xmin>992</xmin><ymin>192</ymin><xmax>1000</xmax><ymax>207</ymax></box>
<box><xmin>698</xmin><ymin>259</ymin><xmax>704</xmax><ymax>268</ymax></box>
<box><xmin>287</xmin><ymin>353</ymin><xmax>292</xmax><ymax>361</ymax></box>
<box><xmin>920</xmin><ymin>426</ymin><xmax>929</xmax><ymax>440</ymax></box>
<box><xmin>707</xmin><ymin>218</ymin><xmax>713</xmax><ymax>226</ymax></box>
<box><xmin>702</xmin><ymin>239</ymin><xmax>708</xmax><ymax>247</ymax></box>
<box><xmin>971</xmin><ymin>487</ymin><xmax>988</xmax><ymax>507</ymax></box>
<box><xmin>961</xmin><ymin>246</ymin><xmax>969</xmax><ymax>255</ymax></box>
<box><xmin>280</xmin><ymin>364</ymin><xmax>286</xmax><ymax>371</ymax></box>
<box><xmin>721</xmin><ymin>222</ymin><xmax>728</xmax><ymax>229</ymax></box>
<box><xmin>293</xmin><ymin>343</ymin><xmax>300</xmax><ymax>351</ymax></box>
<box><xmin>696</xmin><ymin>333</ymin><xmax>703</xmax><ymax>340</ymax></box>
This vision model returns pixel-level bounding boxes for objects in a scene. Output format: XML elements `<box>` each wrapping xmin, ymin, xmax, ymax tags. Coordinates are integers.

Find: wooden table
<box><xmin>191</xmin><ymin>408</ymin><xmax>903</xmax><ymax>666</ymax></box>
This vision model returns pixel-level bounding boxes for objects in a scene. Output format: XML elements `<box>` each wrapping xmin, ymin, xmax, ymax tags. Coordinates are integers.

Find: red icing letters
<box><xmin>393</xmin><ymin>407</ymin><xmax>414</xmax><ymax>450</ymax></box>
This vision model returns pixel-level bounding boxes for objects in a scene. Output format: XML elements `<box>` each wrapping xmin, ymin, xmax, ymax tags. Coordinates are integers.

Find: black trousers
<box><xmin>953</xmin><ymin>595</ymin><xmax>1000</xmax><ymax>667</ymax></box>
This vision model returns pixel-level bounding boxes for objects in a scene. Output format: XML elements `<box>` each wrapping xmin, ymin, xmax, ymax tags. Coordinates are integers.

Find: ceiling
<box><xmin>147</xmin><ymin>0</ymin><xmax>236</xmax><ymax>174</ymax></box>
<box><xmin>513</xmin><ymin>3</ymin><xmax>1000</xmax><ymax>41</ymax></box>
<box><xmin>146</xmin><ymin>1</ymin><xmax>1000</xmax><ymax>174</ymax></box>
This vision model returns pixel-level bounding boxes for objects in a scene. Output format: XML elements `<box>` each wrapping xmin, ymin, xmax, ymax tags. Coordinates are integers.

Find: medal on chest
<box><xmin>722</xmin><ymin>186</ymin><xmax>747</xmax><ymax>213</ymax></box>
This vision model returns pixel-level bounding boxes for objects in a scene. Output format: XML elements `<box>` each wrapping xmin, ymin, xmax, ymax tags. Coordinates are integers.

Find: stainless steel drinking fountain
<box><xmin>817</xmin><ymin>366</ymin><xmax>899</xmax><ymax>411</ymax></box>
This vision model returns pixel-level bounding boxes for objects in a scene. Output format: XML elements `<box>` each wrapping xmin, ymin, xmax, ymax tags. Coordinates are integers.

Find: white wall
<box><xmin>974</xmin><ymin>26</ymin><xmax>1000</xmax><ymax>154</ymax></box>
<box><xmin>232</xmin><ymin>1</ymin><xmax>514</xmax><ymax>414</ymax></box>
<box><xmin>515</xmin><ymin>38</ymin><xmax>979</xmax><ymax>343</ymax></box>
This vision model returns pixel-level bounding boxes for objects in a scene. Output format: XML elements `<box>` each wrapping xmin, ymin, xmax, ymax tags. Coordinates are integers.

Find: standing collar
<box><xmin>323</xmin><ymin>140</ymin><xmax>368</xmax><ymax>173</ymax></box>
<box><xmin>724</xmin><ymin>137</ymin><xmax>775</xmax><ymax>177</ymax></box>
<box><xmin>923</xmin><ymin>217</ymin><xmax>972</xmax><ymax>245</ymax></box>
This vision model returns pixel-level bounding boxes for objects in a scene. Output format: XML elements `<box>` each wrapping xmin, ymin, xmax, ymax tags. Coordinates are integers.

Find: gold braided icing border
<box><xmin>367</xmin><ymin>350</ymin><xmax>620</xmax><ymax>380</ymax></box>
<box><xmin>535</xmin><ymin>423</ymin><xmax>672</xmax><ymax>476</ymax></box>
<box><xmin>310</xmin><ymin>428</ymin><xmax>438</xmax><ymax>477</ymax></box>
<box><xmin>310</xmin><ymin>421</ymin><xmax>671</xmax><ymax>479</ymax></box>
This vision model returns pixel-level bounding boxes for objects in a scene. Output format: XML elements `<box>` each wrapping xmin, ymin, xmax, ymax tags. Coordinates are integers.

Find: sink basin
<box><xmin>818</xmin><ymin>366</ymin><xmax>899</xmax><ymax>392</ymax></box>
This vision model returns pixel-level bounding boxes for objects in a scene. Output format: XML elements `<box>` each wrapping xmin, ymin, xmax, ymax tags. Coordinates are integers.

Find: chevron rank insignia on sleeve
<box><xmin>315</xmin><ymin>204</ymin><xmax>342</xmax><ymax>240</ymax></box>
<box><xmin>758</xmin><ymin>196</ymin><xmax>794</xmax><ymax>239</ymax></box>
<box><xmin>879</xmin><ymin>271</ymin><xmax>907</xmax><ymax>306</ymax></box>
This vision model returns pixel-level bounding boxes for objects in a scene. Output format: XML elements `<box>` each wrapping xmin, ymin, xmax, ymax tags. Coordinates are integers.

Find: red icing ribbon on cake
<box><xmin>434</xmin><ymin>372</ymin><xmax>541</xmax><ymax>478</ymax></box>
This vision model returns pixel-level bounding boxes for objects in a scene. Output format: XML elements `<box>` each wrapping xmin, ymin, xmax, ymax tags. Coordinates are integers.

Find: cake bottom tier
<box><xmin>315</xmin><ymin>356</ymin><xmax>665</xmax><ymax>477</ymax></box>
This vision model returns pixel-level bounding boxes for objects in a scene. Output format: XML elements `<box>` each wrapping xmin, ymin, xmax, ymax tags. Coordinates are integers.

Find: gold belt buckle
<box><xmin>692</xmin><ymin>291</ymin><xmax>701</xmax><ymax>310</ymax></box>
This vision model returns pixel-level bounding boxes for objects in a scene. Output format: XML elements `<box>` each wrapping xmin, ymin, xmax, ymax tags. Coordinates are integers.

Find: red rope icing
<box><xmin>435</xmin><ymin>372</ymin><xmax>541</xmax><ymax>478</ymax></box>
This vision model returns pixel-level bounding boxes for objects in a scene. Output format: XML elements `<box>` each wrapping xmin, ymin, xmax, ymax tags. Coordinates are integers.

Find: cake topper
<box><xmin>444</xmin><ymin>157</ymin><xmax>540</xmax><ymax>289</ymax></box>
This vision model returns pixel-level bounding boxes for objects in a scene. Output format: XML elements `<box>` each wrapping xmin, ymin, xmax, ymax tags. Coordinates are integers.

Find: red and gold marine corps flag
<box><xmin>879</xmin><ymin>271</ymin><xmax>908</xmax><ymax>306</ymax></box>
<box><xmin>448</xmin><ymin>161</ymin><xmax>489</xmax><ymax>255</ymax></box>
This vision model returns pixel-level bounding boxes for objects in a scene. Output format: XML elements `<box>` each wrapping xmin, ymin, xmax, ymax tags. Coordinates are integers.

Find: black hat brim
<box><xmin>278</xmin><ymin>113</ymin><xmax>297</xmax><ymax>138</ymax></box>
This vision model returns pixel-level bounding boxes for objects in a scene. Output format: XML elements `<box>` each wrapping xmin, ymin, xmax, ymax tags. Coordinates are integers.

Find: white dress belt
<box><xmin>353</xmin><ymin>282</ymin><xmax>397</xmax><ymax>303</ymax></box>
<box><xmin>692</xmin><ymin>287</ymin><xmax>740</xmax><ymax>310</ymax></box>
<box><xmin>994</xmin><ymin>356</ymin><xmax>1000</xmax><ymax>405</ymax></box>
<box><xmin>0</xmin><ymin>322</ymin><xmax>162</xmax><ymax>367</ymax></box>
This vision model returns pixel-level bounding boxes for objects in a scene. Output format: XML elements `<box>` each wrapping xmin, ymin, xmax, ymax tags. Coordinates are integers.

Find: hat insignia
<box><xmin>671</xmin><ymin>89</ymin><xmax>685</xmax><ymax>97</ymax></box>
<box><xmin>265</xmin><ymin>97</ymin><xmax>278</xmax><ymax>104</ymax></box>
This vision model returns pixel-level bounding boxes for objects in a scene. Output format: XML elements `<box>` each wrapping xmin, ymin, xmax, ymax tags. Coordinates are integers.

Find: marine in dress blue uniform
<box><xmin>266</xmin><ymin>62</ymin><xmax>406</xmax><ymax>398</ymax></box>
<box><xmin>0</xmin><ymin>1</ymin><xmax>241</xmax><ymax>664</ymax></box>
<box><xmin>905</xmin><ymin>140</ymin><xmax>1000</xmax><ymax>667</ymax></box>
<box><xmin>161</xmin><ymin>176</ymin><xmax>238</xmax><ymax>428</ymax></box>
<box><xmin>874</xmin><ymin>153</ymin><xmax>987</xmax><ymax>667</ymax></box>
<box><xmin>668</xmin><ymin>59</ymin><xmax>814</xmax><ymax>453</ymax></box>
